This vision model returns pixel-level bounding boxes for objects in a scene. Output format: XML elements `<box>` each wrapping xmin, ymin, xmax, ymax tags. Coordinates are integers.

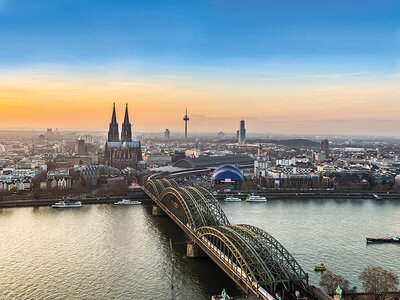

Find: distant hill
<box><xmin>247</xmin><ymin>139</ymin><xmax>320</xmax><ymax>147</ymax></box>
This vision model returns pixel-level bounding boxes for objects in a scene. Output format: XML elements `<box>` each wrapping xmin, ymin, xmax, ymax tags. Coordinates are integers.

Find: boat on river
<box><xmin>115</xmin><ymin>199</ymin><xmax>141</xmax><ymax>205</ymax></box>
<box><xmin>224</xmin><ymin>196</ymin><xmax>241</xmax><ymax>202</ymax></box>
<box><xmin>314</xmin><ymin>263</ymin><xmax>326</xmax><ymax>271</ymax></box>
<box><xmin>366</xmin><ymin>237</ymin><xmax>400</xmax><ymax>244</ymax></box>
<box><xmin>246</xmin><ymin>194</ymin><xmax>267</xmax><ymax>202</ymax></box>
<box><xmin>52</xmin><ymin>197</ymin><xmax>82</xmax><ymax>208</ymax></box>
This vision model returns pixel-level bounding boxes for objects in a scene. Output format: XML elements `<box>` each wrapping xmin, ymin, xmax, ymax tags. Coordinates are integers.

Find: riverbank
<box><xmin>0</xmin><ymin>196</ymin><xmax>123</xmax><ymax>208</ymax></box>
<box><xmin>0</xmin><ymin>185</ymin><xmax>152</xmax><ymax>208</ymax></box>
<box><xmin>2</xmin><ymin>189</ymin><xmax>399</xmax><ymax>208</ymax></box>
<box><xmin>216</xmin><ymin>191</ymin><xmax>400</xmax><ymax>201</ymax></box>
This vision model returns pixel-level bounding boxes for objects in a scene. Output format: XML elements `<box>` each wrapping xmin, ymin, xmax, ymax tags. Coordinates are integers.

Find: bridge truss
<box><xmin>144</xmin><ymin>179</ymin><xmax>309</xmax><ymax>298</ymax></box>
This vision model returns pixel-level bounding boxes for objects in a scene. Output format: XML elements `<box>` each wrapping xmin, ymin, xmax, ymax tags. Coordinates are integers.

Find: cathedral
<box><xmin>104</xmin><ymin>103</ymin><xmax>142</xmax><ymax>169</ymax></box>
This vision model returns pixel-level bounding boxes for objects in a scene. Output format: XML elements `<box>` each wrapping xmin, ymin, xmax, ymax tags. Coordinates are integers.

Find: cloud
<box><xmin>390</xmin><ymin>73</ymin><xmax>400</xmax><ymax>78</ymax></box>
<box><xmin>301</xmin><ymin>72</ymin><xmax>366</xmax><ymax>79</ymax></box>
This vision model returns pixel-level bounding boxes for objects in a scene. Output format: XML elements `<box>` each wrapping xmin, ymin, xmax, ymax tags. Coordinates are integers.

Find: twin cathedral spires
<box><xmin>108</xmin><ymin>103</ymin><xmax>132</xmax><ymax>142</ymax></box>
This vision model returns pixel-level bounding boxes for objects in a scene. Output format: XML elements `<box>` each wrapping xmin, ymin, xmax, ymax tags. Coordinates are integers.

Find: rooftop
<box><xmin>173</xmin><ymin>154</ymin><xmax>254</xmax><ymax>169</ymax></box>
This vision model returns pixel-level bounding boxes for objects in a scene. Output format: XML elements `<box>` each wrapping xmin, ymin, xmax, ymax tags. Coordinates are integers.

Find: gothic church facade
<box><xmin>104</xmin><ymin>103</ymin><xmax>142</xmax><ymax>169</ymax></box>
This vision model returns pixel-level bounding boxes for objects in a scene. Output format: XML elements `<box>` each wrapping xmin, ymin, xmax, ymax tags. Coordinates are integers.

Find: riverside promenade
<box><xmin>1</xmin><ymin>189</ymin><xmax>399</xmax><ymax>208</ymax></box>
<box><xmin>0</xmin><ymin>183</ymin><xmax>150</xmax><ymax>208</ymax></box>
<box><xmin>215</xmin><ymin>190</ymin><xmax>400</xmax><ymax>200</ymax></box>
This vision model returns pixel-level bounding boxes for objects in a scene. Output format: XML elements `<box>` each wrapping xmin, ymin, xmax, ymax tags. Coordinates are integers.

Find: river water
<box><xmin>0</xmin><ymin>198</ymin><xmax>399</xmax><ymax>299</ymax></box>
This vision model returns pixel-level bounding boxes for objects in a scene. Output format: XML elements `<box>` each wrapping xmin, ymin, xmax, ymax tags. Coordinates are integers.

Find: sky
<box><xmin>0</xmin><ymin>0</ymin><xmax>400</xmax><ymax>136</ymax></box>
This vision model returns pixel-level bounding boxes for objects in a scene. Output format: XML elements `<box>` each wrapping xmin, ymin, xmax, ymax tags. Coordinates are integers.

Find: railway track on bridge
<box><xmin>143</xmin><ymin>178</ymin><xmax>330</xmax><ymax>300</ymax></box>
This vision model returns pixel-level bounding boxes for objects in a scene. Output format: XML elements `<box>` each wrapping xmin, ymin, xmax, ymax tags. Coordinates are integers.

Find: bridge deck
<box><xmin>142</xmin><ymin>181</ymin><xmax>331</xmax><ymax>300</ymax></box>
<box><xmin>143</xmin><ymin>186</ymin><xmax>273</xmax><ymax>300</ymax></box>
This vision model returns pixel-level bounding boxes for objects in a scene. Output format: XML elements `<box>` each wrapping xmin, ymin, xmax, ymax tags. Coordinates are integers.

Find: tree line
<box><xmin>319</xmin><ymin>266</ymin><xmax>398</xmax><ymax>299</ymax></box>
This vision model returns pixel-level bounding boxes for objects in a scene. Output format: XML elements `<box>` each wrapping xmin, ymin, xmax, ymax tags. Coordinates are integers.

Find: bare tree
<box><xmin>359</xmin><ymin>266</ymin><xmax>398</xmax><ymax>299</ymax></box>
<box><xmin>241</xmin><ymin>181</ymin><xmax>254</xmax><ymax>192</ymax></box>
<box><xmin>319</xmin><ymin>270</ymin><xmax>350</xmax><ymax>294</ymax></box>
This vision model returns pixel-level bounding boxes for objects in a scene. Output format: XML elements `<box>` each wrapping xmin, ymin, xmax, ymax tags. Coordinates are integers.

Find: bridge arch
<box><xmin>144</xmin><ymin>179</ymin><xmax>309</xmax><ymax>297</ymax></box>
<box><xmin>191</xmin><ymin>186</ymin><xmax>230</xmax><ymax>226</ymax></box>
<box><xmin>159</xmin><ymin>187</ymin><xmax>197</xmax><ymax>229</ymax></box>
<box><xmin>186</xmin><ymin>187</ymin><xmax>229</xmax><ymax>226</ymax></box>
<box><xmin>216</xmin><ymin>225</ymin><xmax>277</xmax><ymax>293</ymax></box>
<box><xmin>238</xmin><ymin>224</ymin><xmax>308</xmax><ymax>286</ymax></box>
<box><xmin>230</xmin><ymin>225</ymin><xmax>292</xmax><ymax>288</ymax></box>
<box><xmin>144</xmin><ymin>179</ymin><xmax>179</xmax><ymax>198</ymax></box>
<box><xmin>144</xmin><ymin>180</ymin><xmax>160</xmax><ymax>198</ymax></box>
<box><xmin>174</xmin><ymin>187</ymin><xmax>208</xmax><ymax>228</ymax></box>
<box><xmin>196</xmin><ymin>224</ymin><xmax>308</xmax><ymax>295</ymax></box>
<box><xmin>196</xmin><ymin>226</ymin><xmax>260</xmax><ymax>293</ymax></box>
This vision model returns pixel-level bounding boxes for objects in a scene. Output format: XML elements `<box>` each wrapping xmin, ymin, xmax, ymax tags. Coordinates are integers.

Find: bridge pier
<box><xmin>152</xmin><ymin>205</ymin><xmax>166</xmax><ymax>216</ymax></box>
<box><xmin>186</xmin><ymin>242</ymin><xmax>207</xmax><ymax>258</ymax></box>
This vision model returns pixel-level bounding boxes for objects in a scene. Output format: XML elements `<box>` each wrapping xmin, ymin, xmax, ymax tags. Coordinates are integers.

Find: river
<box><xmin>0</xmin><ymin>198</ymin><xmax>399</xmax><ymax>299</ymax></box>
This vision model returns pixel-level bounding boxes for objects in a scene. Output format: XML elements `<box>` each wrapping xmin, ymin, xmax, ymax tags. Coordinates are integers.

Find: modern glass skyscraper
<box><xmin>239</xmin><ymin>119</ymin><xmax>246</xmax><ymax>145</ymax></box>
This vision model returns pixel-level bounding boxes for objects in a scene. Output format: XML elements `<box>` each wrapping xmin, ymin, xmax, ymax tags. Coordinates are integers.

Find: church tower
<box><xmin>121</xmin><ymin>103</ymin><xmax>132</xmax><ymax>142</ymax></box>
<box><xmin>108</xmin><ymin>103</ymin><xmax>119</xmax><ymax>142</ymax></box>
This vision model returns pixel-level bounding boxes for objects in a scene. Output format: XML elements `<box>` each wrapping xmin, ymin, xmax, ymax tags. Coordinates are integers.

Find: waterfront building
<box><xmin>254</xmin><ymin>158</ymin><xmax>273</xmax><ymax>179</ymax></box>
<box><xmin>104</xmin><ymin>103</ymin><xmax>143</xmax><ymax>169</ymax></box>
<box><xmin>81</xmin><ymin>164</ymin><xmax>120</xmax><ymax>186</ymax></box>
<box><xmin>211</xmin><ymin>165</ymin><xmax>244</xmax><ymax>186</ymax></box>
<box><xmin>47</xmin><ymin>168</ymin><xmax>72</xmax><ymax>189</ymax></box>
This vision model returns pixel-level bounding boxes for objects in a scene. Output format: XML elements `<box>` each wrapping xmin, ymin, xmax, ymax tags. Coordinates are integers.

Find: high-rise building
<box><xmin>183</xmin><ymin>108</ymin><xmax>189</xmax><ymax>139</ymax></box>
<box><xmin>121</xmin><ymin>103</ymin><xmax>132</xmax><ymax>142</ymax></box>
<box><xmin>165</xmin><ymin>129</ymin><xmax>171</xmax><ymax>139</ymax></box>
<box><xmin>75</xmin><ymin>137</ymin><xmax>87</xmax><ymax>154</ymax></box>
<box><xmin>239</xmin><ymin>119</ymin><xmax>246</xmax><ymax>145</ymax></box>
<box><xmin>108</xmin><ymin>103</ymin><xmax>119</xmax><ymax>142</ymax></box>
<box><xmin>321</xmin><ymin>139</ymin><xmax>329</xmax><ymax>156</ymax></box>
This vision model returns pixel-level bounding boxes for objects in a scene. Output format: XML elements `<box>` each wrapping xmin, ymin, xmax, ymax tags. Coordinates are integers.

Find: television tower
<box><xmin>183</xmin><ymin>108</ymin><xmax>189</xmax><ymax>139</ymax></box>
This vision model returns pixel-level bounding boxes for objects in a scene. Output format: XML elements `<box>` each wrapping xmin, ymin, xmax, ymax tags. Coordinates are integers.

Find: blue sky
<box><xmin>0</xmin><ymin>0</ymin><xmax>399</xmax><ymax>72</ymax></box>
<box><xmin>1</xmin><ymin>0</ymin><xmax>400</xmax><ymax>135</ymax></box>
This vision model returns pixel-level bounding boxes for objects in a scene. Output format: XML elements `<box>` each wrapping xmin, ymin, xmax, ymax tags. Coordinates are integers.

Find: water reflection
<box><xmin>0</xmin><ymin>199</ymin><xmax>398</xmax><ymax>299</ymax></box>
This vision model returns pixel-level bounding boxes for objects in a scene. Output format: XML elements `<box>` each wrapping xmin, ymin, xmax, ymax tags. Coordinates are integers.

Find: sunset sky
<box><xmin>0</xmin><ymin>0</ymin><xmax>400</xmax><ymax>136</ymax></box>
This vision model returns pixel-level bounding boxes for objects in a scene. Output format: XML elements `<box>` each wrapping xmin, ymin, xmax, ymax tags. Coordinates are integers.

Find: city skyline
<box><xmin>1</xmin><ymin>1</ymin><xmax>400</xmax><ymax>135</ymax></box>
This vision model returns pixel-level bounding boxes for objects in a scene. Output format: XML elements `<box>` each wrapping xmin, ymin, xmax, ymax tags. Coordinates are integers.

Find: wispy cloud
<box><xmin>390</xmin><ymin>73</ymin><xmax>400</xmax><ymax>78</ymax></box>
<box><xmin>301</xmin><ymin>72</ymin><xmax>366</xmax><ymax>79</ymax></box>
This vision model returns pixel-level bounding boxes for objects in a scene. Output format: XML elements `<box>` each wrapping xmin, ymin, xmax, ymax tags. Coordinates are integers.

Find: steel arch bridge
<box><xmin>143</xmin><ymin>179</ymin><xmax>309</xmax><ymax>299</ymax></box>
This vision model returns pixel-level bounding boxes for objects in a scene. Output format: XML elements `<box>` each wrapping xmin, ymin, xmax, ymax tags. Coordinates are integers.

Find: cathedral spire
<box><xmin>111</xmin><ymin>102</ymin><xmax>117</xmax><ymax>124</ymax></box>
<box><xmin>123</xmin><ymin>102</ymin><xmax>130</xmax><ymax>124</ymax></box>
<box><xmin>121</xmin><ymin>102</ymin><xmax>132</xmax><ymax>142</ymax></box>
<box><xmin>108</xmin><ymin>102</ymin><xmax>119</xmax><ymax>142</ymax></box>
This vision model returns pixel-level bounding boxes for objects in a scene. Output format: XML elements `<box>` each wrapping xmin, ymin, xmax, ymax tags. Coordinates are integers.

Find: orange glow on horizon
<box><xmin>1</xmin><ymin>73</ymin><xmax>400</xmax><ymax>136</ymax></box>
